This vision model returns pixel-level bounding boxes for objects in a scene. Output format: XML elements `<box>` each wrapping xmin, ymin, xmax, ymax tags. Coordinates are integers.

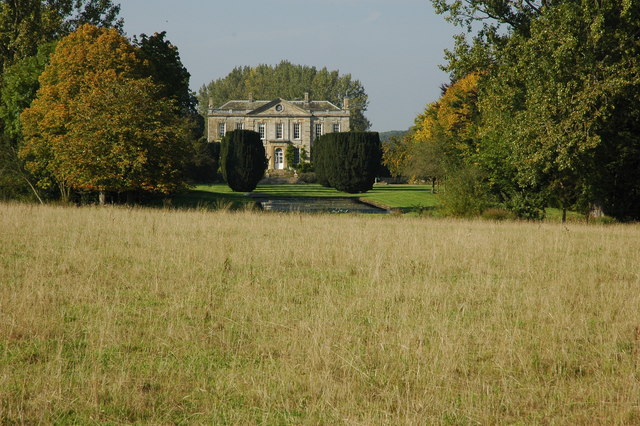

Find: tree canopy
<box><xmin>0</xmin><ymin>0</ymin><xmax>122</xmax><ymax>72</ymax></box>
<box><xmin>20</xmin><ymin>24</ymin><xmax>191</xmax><ymax>200</ymax></box>
<box><xmin>198</xmin><ymin>61</ymin><xmax>371</xmax><ymax>131</ymax></box>
<box><xmin>422</xmin><ymin>0</ymin><xmax>640</xmax><ymax>221</ymax></box>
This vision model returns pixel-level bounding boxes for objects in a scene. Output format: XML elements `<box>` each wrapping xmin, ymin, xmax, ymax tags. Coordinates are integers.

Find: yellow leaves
<box><xmin>411</xmin><ymin>73</ymin><xmax>480</xmax><ymax>146</ymax></box>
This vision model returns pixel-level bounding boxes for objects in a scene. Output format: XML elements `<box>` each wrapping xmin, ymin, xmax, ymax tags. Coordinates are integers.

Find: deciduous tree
<box><xmin>20</xmin><ymin>24</ymin><xmax>191</xmax><ymax>202</ymax></box>
<box><xmin>199</xmin><ymin>61</ymin><xmax>371</xmax><ymax>131</ymax></box>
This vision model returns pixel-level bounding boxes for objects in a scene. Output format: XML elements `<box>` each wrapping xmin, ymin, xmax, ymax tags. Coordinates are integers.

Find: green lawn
<box><xmin>170</xmin><ymin>182</ymin><xmax>590</xmax><ymax>221</ymax></box>
<box><xmin>171</xmin><ymin>183</ymin><xmax>439</xmax><ymax>212</ymax></box>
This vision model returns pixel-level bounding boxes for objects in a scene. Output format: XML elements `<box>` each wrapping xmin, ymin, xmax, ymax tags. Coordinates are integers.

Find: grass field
<box><xmin>1</xmin><ymin>202</ymin><xmax>639</xmax><ymax>423</ymax></box>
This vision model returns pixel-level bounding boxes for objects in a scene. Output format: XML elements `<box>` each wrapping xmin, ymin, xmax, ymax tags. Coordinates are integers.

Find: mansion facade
<box><xmin>207</xmin><ymin>93</ymin><xmax>350</xmax><ymax>170</ymax></box>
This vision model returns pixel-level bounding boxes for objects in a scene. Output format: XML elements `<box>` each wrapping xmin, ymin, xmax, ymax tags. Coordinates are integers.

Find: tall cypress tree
<box><xmin>220</xmin><ymin>130</ymin><xmax>267</xmax><ymax>192</ymax></box>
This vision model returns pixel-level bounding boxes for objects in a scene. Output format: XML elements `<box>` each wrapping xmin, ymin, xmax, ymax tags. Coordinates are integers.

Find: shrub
<box><xmin>285</xmin><ymin>145</ymin><xmax>297</xmax><ymax>170</ymax></box>
<box><xmin>314</xmin><ymin>132</ymin><xmax>382</xmax><ymax>193</ymax></box>
<box><xmin>298</xmin><ymin>162</ymin><xmax>313</xmax><ymax>173</ymax></box>
<box><xmin>439</xmin><ymin>165</ymin><xmax>492</xmax><ymax>217</ymax></box>
<box><xmin>505</xmin><ymin>191</ymin><xmax>546</xmax><ymax>220</ymax></box>
<box><xmin>186</xmin><ymin>139</ymin><xmax>220</xmax><ymax>183</ymax></box>
<box><xmin>220</xmin><ymin>130</ymin><xmax>267</xmax><ymax>192</ymax></box>
<box><xmin>297</xmin><ymin>172</ymin><xmax>317</xmax><ymax>184</ymax></box>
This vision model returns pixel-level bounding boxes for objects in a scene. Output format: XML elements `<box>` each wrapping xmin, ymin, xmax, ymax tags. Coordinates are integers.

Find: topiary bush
<box><xmin>313</xmin><ymin>134</ymin><xmax>331</xmax><ymax>187</ymax></box>
<box><xmin>313</xmin><ymin>132</ymin><xmax>382</xmax><ymax>193</ymax></box>
<box><xmin>220</xmin><ymin>130</ymin><xmax>267</xmax><ymax>192</ymax></box>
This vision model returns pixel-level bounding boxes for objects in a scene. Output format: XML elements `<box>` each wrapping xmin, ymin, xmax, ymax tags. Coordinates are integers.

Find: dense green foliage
<box><xmin>400</xmin><ymin>0</ymin><xmax>640</xmax><ymax>221</ymax></box>
<box><xmin>285</xmin><ymin>145</ymin><xmax>297</xmax><ymax>170</ymax></box>
<box><xmin>0</xmin><ymin>0</ymin><xmax>122</xmax><ymax>201</ymax></box>
<box><xmin>0</xmin><ymin>0</ymin><xmax>122</xmax><ymax>73</ymax></box>
<box><xmin>220</xmin><ymin>130</ymin><xmax>267</xmax><ymax>192</ymax></box>
<box><xmin>133</xmin><ymin>31</ymin><xmax>207</xmax><ymax>184</ymax></box>
<box><xmin>19</xmin><ymin>25</ymin><xmax>192</xmax><ymax>201</ymax></box>
<box><xmin>186</xmin><ymin>140</ymin><xmax>220</xmax><ymax>183</ymax></box>
<box><xmin>199</xmin><ymin>61</ymin><xmax>371</xmax><ymax>131</ymax></box>
<box><xmin>134</xmin><ymin>31</ymin><xmax>197</xmax><ymax>117</ymax></box>
<box><xmin>314</xmin><ymin>132</ymin><xmax>382</xmax><ymax>194</ymax></box>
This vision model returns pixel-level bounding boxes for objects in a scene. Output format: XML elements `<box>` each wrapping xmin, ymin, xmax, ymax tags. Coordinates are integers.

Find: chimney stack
<box><xmin>304</xmin><ymin>92</ymin><xmax>310</xmax><ymax>106</ymax></box>
<box><xmin>249</xmin><ymin>92</ymin><xmax>254</xmax><ymax>103</ymax></box>
<box><xmin>343</xmin><ymin>97</ymin><xmax>350</xmax><ymax>110</ymax></box>
<box><xmin>208</xmin><ymin>97</ymin><xmax>213</xmax><ymax>110</ymax></box>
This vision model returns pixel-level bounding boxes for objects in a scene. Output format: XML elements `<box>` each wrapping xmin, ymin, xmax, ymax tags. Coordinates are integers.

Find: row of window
<box><xmin>217</xmin><ymin>122</ymin><xmax>340</xmax><ymax>139</ymax></box>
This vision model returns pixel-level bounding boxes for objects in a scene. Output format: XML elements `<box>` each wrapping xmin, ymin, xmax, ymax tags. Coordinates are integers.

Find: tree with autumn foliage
<box><xmin>20</xmin><ymin>24</ymin><xmax>191</xmax><ymax>203</ymax></box>
<box><xmin>383</xmin><ymin>73</ymin><xmax>480</xmax><ymax>183</ymax></box>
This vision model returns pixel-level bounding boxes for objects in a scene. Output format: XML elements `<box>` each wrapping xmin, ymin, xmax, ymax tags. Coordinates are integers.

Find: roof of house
<box><xmin>213</xmin><ymin>98</ymin><xmax>345</xmax><ymax>114</ymax></box>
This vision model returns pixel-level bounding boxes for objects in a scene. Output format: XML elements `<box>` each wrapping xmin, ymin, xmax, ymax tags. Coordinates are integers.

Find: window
<box><xmin>293</xmin><ymin>123</ymin><xmax>301</xmax><ymax>140</ymax></box>
<box><xmin>236</xmin><ymin>122</ymin><xmax>244</xmax><ymax>130</ymax></box>
<box><xmin>276</xmin><ymin>123</ymin><xmax>283</xmax><ymax>139</ymax></box>
<box><xmin>315</xmin><ymin>123</ymin><xmax>323</xmax><ymax>139</ymax></box>
<box><xmin>258</xmin><ymin>124</ymin><xmax>265</xmax><ymax>140</ymax></box>
<box><xmin>332</xmin><ymin>123</ymin><xmax>340</xmax><ymax>133</ymax></box>
<box><xmin>218</xmin><ymin>122</ymin><xmax>226</xmax><ymax>138</ymax></box>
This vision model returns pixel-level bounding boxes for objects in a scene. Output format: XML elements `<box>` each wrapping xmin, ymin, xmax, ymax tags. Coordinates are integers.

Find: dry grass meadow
<box><xmin>1</xmin><ymin>202</ymin><xmax>640</xmax><ymax>424</ymax></box>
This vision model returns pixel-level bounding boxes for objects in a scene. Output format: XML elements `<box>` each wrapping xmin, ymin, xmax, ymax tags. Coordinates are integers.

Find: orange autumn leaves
<box><xmin>20</xmin><ymin>24</ymin><xmax>190</xmax><ymax>196</ymax></box>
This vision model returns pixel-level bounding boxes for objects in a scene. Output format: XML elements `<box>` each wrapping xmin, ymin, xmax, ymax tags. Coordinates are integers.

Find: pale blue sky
<box><xmin>119</xmin><ymin>0</ymin><xmax>458</xmax><ymax>131</ymax></box>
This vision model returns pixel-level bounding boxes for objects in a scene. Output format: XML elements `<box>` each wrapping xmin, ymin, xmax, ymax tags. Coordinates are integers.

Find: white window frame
<box><xmin>293</xmin><ymin>123</ymin><xmax>301</xmax><ymax>140</ymax></box>
<box><xmin>218</xmin><ymin>122</ymin><xmax>226</xmax><ymax>138</ymax></box>
<box><xmin>258</xmin><ymin>123</ymin><xmax>266</xmax><ymax>140</ymax></box>
<box><xmin>332</xmin><ymin>123</ymin><xmax>340</xmax><ymax>133</ymax></box>
<box><xmin>276</xmin><ymin>123</ymin><xmax>283</xmax><ymax>139</ymax></box>
<box><xmin>236</xmin><ymin>122</ymin><xmax>244</xmax><ymax>130</ymax></box>
<box><xmin>315</xmin><ymin>123</ymin><xmax>323</xmax><ymax>139</ymax></box>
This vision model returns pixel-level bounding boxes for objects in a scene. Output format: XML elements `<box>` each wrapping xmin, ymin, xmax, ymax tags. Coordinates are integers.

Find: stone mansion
<box><xmin>207</xmin><ymin>93</ymin><xmax>350</xmax><ymax>170</ymax></box>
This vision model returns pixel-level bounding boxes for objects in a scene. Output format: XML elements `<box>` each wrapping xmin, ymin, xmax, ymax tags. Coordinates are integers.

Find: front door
<box><xmin>274</xmin><ymin>148</ymin><xmax>284</xmax><ymax>170</ymax></box>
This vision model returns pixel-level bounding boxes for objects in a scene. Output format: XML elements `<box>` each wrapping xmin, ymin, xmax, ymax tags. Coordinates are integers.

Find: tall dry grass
<box><xmin>1</xmin><ymin>202</ymin><xmax>639</xmax><ymax>423</ymax></box>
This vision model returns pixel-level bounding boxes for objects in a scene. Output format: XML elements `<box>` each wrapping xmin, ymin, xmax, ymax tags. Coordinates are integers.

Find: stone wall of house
<box><xmin>208</xmin><ymin>99</ymin><xmax>350</xmax><ymax>170</ymax></box>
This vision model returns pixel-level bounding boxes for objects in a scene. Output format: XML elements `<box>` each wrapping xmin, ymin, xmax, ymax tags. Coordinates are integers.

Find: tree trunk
<box><xmin>98</xmin><ymin>191</ymin><xmax>106</xmax><ymax>206</ymax></box>
<box><xmin>59</xmin><ymin>183</ymin><xmax>71</xmax><ymax>203</ymax></box>
<box><xmin>562</xmin><ymin>205</ymin><xmax>567</xmax><ymax>223</ymax></box>
<box><xmin>126</xmin><ymin>191</ymin><xmax>135</xmax><ymax>205</ymax></box>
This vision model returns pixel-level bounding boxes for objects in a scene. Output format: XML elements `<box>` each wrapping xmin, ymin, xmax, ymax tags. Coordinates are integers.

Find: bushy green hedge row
<box><xmin>314</xmin><ymin>132</ymin><xmax>382</xmax><ymax>193</ymax></box>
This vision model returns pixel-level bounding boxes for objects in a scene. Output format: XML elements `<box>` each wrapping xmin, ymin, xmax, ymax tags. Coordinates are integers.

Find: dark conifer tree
<box><xmin>313</xmin><ymin>134</ymin><xmax>331</xmax><ymax>187</ymax></box>
<box><xmin>220</xmin><ymin>130</ymin><xmax>267</xmax><ymax>192</ymax></box>
<box><xmin>314</xmin><ymin>132</ymin><xmax>382</xmax><ymax>193</ymax></box>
